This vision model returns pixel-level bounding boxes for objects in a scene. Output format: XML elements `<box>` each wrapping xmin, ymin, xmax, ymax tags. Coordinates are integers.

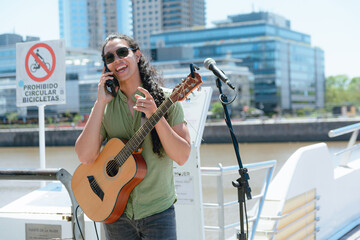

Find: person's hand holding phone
<box><xmin>98</xmin><ymin>67</ymin><xmax>118</xmax><ymax>104</ymax></box>
<box><xmin>103</xmin><ymin>61</ymin><xmax>119</xmax><ymax>97</ymax></box>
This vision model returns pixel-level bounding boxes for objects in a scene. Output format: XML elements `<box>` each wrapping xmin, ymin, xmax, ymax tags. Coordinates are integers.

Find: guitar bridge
<box><xmin>87</xmin><ymin>176</ymin><xmax>104</xmax><ymax>201</ymax></box>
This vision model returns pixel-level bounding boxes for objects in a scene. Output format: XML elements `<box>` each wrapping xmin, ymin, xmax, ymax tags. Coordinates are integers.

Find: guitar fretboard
<box><xmin>114</xmin><ymin>98</ymin><xmax>173</xmax><ymax>166</ymax></box>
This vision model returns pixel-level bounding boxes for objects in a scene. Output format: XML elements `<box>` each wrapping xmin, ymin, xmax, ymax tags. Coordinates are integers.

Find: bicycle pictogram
<box><xmin>30</xmin><ymin>49</ymin><xmax>51</xmax><ymax>73</ymax></box>
<box><xmin>25</xmin><ymin>42</ymin><xmax>56</xmax><ymax>82</ymax></box>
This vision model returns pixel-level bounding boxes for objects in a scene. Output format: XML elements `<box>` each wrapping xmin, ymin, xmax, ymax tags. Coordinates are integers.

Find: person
<box><xmin>74</xmin><ymin>33</ymin><xmax>191</xmax><ymax>240</ymax></box>
<box><xmin>36</xmin><ymin>49</ymin><xmax>44</xmax><ymax>62</ymax></box>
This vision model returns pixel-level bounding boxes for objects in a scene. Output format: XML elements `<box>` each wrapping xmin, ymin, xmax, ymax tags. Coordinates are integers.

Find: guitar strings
<box><xmin>106</xmin><ymin>85</ymin><xmax>193</xmax><ymax>173</ymax></box>
<box><xmin>90</xmin><ymin>78</ymin><xmax>199</xmax><ymax>200</ymax></box>
<box><xmin>90</xmin><ymin>178</ymin><xmax>102</xmax><ymax>197</ymax></box>
<box><xmin>105</xmin><ymin>99</ymin><xmax>173</xmax><ymax>173</ymax></box>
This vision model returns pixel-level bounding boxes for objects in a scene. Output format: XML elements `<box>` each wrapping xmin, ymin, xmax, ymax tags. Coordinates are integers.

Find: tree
<box><xmin>73</xmin><ymin>113</ymin><xmax>82</xmax><ymax>124</ymax></box>
<box><xmin>210</xmin><ymin>102</ymin><xmax>224</xmax><ymax>119</ymax></box>
<box><xmin>325</xmin><ymin>75</ymin><xmax>360</xmax><ymax>114</ymax></box>
<box><xmin>325</xmin><ymin>75</ymin><xmax>351</xmax><ymax>110</ymax></box>
<box><xmin>6</xmin><ymin>112</ymin><xmax>18</xmax><ymax>124</ymax></box>
<box><xmin>47</xmin><ymin>117</ymin><xmax>53</xmax><ymax>125</ymax></box>
<box><xmin>347</xmin><ymin>77</ymin><xmax>360</xmax><ymax>106</ymax></box>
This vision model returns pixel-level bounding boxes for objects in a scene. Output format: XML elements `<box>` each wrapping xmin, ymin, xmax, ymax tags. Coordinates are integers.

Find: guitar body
<box><xmin>72</xmin><ymin>138</ymin><xmax>147</xmax><ymax>223</ymax></box>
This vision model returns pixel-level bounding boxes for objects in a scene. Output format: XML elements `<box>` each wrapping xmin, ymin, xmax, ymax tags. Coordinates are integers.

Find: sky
<box><xmin>0</xmin><ymin>0</ymin><xmax>359</xmax><ymax>78</ymax></box>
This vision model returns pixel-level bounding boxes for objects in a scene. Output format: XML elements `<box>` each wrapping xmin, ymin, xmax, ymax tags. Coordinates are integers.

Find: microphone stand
<box><xmin>215</xmin><ymin>78</ymin><xmax>252</xmax><ymax>240</ymax></box>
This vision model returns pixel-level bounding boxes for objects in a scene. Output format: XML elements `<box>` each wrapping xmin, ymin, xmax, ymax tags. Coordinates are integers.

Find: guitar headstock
<box><xmin>170</xmin><ymin>72</ymin><xmax>203</xmax><ymax>103</ymax></box>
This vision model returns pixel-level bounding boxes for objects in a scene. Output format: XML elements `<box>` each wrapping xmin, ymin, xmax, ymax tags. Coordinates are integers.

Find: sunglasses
<box><xmin>104</xmin><ymin>47</ymin><xmax>137</xmax><ymax>64</ymax></box>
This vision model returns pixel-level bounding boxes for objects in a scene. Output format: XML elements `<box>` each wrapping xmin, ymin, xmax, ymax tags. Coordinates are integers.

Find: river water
<box><xmin>0</xmin><ymin>141</ymin><xmax>358</xmax><ymax>238</ymax></box>
<box><xmin>1</xmin><ymin>141</ymin><xmax>356</xmax><ymax>207</ymax></box>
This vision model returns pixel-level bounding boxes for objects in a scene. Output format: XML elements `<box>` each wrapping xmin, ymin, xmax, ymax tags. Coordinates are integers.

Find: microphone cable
<box><xmin>75</xmin><ymin>205</ymin><xmax>85</xmax><ymax>240</ymax></box>
<box><xmin>74</xmin><ymin>205</ymin><xmax>100</xmax><ymax>240</ymax></box>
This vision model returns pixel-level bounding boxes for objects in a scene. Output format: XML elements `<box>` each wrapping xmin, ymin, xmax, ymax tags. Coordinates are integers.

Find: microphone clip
<box><xmin>190</xmin><ymin>63</ymin><xmax>199</xmax><ymax>78</ymax></box>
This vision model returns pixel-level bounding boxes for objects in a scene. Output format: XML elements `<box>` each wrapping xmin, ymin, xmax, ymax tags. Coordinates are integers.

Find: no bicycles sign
<box><xmin>25</xmin><ymin>43</ymin><xmax>56</xmax><ymax>82</ymax></box>
<box><xmin>16</xmin><ymin>39</ymin><xmax>66</xmax><ymax>107</ymax></box>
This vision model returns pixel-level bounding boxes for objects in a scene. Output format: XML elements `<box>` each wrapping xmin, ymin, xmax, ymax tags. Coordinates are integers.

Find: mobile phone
<box><xmin>103</xmin><ymin>61</ymin><xmax>119</xmax><ymax>97</ymax></box>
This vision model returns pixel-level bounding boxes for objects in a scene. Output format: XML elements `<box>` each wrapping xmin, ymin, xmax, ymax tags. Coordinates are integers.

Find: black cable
<box><xmin>94</xmin><ymin>221</ymin><xmax>100</xmax><ymax>240</ymax></box>
<box><xmin>74</xmin><ymin>206</ymin><xmax>100</xmax><ymax>240</ymax></box>
<box><xmin>75</xmin><ymin>205</ymin><xmax>85</xmax><ymax>240</ymax></box>
<box><xmin>219</xmin><ymin>92</ymin><xmax>237</xmax><ymax>105</ymax></box>
<box><xmin>244</xmin><ymin>200</ymin><xmax>249</xmax><ymax>239</ymax></box>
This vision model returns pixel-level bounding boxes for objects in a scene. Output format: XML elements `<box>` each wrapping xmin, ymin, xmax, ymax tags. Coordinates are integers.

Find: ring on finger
<box><xmin>141</xmin><ymin>102</ymin><xmax>144</xmax><ymax>107</ymax></box>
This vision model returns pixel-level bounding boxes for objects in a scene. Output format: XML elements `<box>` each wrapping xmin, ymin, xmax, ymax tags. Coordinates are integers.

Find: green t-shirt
<box><xmin>100</xmin><ymin>87</ymin><xmax>185</xmax><ymax>220</ymax></box>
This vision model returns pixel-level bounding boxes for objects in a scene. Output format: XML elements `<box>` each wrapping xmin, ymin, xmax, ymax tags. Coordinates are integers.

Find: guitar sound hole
<box><xmin>106</xmin><ymin>160</ymin><xmax>119</xmax><ymax>177</ymax></box>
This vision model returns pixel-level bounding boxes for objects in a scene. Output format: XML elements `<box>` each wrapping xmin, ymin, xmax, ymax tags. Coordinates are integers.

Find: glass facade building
<box><xmin>0</xmin><ymin>46</ymin><xmax>16</xmax><ymax>74</ymax></box>
<box><xmin>59</xmin><ymin>0</ymin><xmax>89</xmax><ymax>48</ymax></box>
<box><xmin>0</xmin><ymin>34</ymin><xmax>40</xmax><ymax>118</ymax></box>
<box><xmin>59</xmin><ymin>0</ymin><xmax>132</xmax><ymax>49</ymax></box>
<box><xmin>150</xmin><ymin>12</ymin><xmax>325</xmax><ymax>113</ymax></box>
<box><xmin>132</xmin><ymin>0</ymin><xmax>205</xmax><ymax>49</ymax></box>
<box><xmin>154</xmin><ymin>58</ymin><xmax>254</xmax><ymax>117</ymax></box>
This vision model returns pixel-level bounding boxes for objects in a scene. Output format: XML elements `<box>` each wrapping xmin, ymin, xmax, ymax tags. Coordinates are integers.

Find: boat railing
<box><xmin>0</xmin><ymin>160</ymin><xmax>276</xmax><ymax>240</ymax></box>
<box><xmin>328</xmin><ymin>122</ymin><xmax>360</xmax><ymax>166</ymax></box>
<box><xmin>200</xmin><ymin>160</ymin><xmax>276</xmax><ymax>240</ymax></box>
<box><xmin>0</xmin><ymin>168</ymin><xmax>84</xmax><ymax>240</ymax></box>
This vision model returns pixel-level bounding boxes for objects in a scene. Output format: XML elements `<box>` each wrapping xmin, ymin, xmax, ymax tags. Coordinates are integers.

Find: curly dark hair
<box><xmin>101</xmin><ymin>33</ymin><xmax>166</xmax><ymax>156</ymax></box>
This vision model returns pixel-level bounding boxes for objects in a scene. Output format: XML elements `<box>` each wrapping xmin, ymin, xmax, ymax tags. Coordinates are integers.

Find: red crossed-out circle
<box><xmin>25</xmin><ymin>43</ymin><xmax>56</xmax><ymax>82</ymax></box>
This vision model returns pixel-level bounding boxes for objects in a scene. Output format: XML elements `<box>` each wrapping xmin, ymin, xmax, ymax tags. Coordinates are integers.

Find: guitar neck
<box><xmin>115</xmin><ymin>98</ymin><xmax>174</xmax><ymax>163</ymax></box>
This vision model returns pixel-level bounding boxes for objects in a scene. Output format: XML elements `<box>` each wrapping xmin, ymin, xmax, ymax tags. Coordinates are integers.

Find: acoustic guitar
<box><xmin>72</xmin><ymin>72</ymin><xmax>202</xmax><ymax>223</ymax></box>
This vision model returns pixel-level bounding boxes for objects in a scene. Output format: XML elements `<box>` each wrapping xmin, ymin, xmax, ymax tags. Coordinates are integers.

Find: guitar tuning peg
<box><xmin>197</xmin><ymin>86</ymin><xmax>201</xmax><ymax>91</ymax></box>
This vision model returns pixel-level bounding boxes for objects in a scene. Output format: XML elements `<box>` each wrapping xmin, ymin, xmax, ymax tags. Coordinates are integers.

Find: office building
<box><xmin>0</xmin><ymin>34</ymin><xmax>40</xmax><ymax>75</ymax></box>
<box><xmin>0</xmin><ymin>33</ymin><xmax>253</xmax><ymax>121</ymax></box>
<box><xmin>59</xmin><ymin>0</ymin><xmax>132</xmax><ymax>50</ymax></box>
<box><xmin>0</xmin><ymin>34</ymin><xmax>38</xmax><ymax>117</ymax></box>
<box><xmin>150</xmin><ymin>12</ymin><xmax>325</xmax><ymax>113</ymax></box>
<box><xmin>0</xmin><ymin>34</ymin><xmax>24</xmax><ymax>46</ymax></box>
<box><xmin>132</xmin><ymin>0</ymin><xmax>205</xmax><ymax>49</ymax></box>
<box><xmin>154</xmin><ymin>58</ymin><xmax>254</xmax><ymax>117</ymax></box>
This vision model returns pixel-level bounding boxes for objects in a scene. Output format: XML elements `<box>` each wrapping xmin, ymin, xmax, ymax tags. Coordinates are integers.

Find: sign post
<box><xmin>16</xmin><ymin>40</ymin><xmax>66</xmax><ymax>169</ymax></box>
<box><xmin>38</xmin><ymin>105</ymin><xmax>45</xmax><ymax>169</ymax></box>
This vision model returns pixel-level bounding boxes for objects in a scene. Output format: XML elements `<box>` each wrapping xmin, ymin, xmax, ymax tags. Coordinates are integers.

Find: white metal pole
<box><xmin>38</xmin><ymin>105</ymin><xmax>46</xmax><ymax>169</ymax></box>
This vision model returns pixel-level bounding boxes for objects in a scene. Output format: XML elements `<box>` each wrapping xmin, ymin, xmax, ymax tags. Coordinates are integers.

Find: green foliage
<box><xmin>296</xmin><ymin>108</ymin><xmax>305</xmax><ymax>116</ymax></box>
<box><xmin>325</xmin><ymin>75</ymin><xmax>360</xmax><ymax>110</ymax></box>
<box><xmin>348</xmin><ymin>77</ymin><xmax>360</xmax><ymax>106</ymax></box>
<box><xmin>311</xmin><ymin>108</ymin><xmax>327</xmax><ymax>118</ymax></box>
<box><xmin>64</xmin><ymin>111</ymin><xmax>72</xmax><ymax>118</ymax></box>
<box><xmin>5</xmin><ymin>112</ymin><xmax>18</xmax><ymax>124</ymax></box>
<box><xmin>303</xmin><ymin>107</ymin><xmax>315</xmax><ymax>115</ymax></box>
<box><xmin>73</xmin><ymin>114</ymin><xmax>82</xmax><ymax>124</ymax></box>
<box><xmin>210</xmin><ymin>102</ymin><xmax>223</xmax><ymax>119</ymax></box>
<box><xmin>47</xmin><ymin>117</ymin><xmax>53</xmax><ymax>124</ymax></box>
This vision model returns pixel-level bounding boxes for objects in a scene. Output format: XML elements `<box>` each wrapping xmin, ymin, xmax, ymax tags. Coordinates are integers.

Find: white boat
<box><xmin>0</xmin><ymin>87</ymin><xmax>360</xmax><ymax>239</ymax></box>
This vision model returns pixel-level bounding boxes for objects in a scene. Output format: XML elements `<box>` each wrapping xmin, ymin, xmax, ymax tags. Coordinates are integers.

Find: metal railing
<box><xmin>328</xmin><ymin>122</ymin><xmax>360</xmax><ymax>166</ymax></box>
<box><xmin>201</xmin><ymin>160</ymin><xmax>276</xmax><ymax>240</ymax></box>
<box><xmin>0</xmin><ymin>168</ymin><xmax>84</xmax><ymax>240</ymax></box>
<box><xmin>0</xmin><ymin>159</ymin><xmax>277</xmax><ymax>240</ymax></box>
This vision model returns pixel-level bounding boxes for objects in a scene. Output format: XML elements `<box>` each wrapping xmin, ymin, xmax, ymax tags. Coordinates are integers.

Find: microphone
<box><xmin>203</xmin><ymin>58</ymin><xmax>235</xmax><ymax>90</ymax></box>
